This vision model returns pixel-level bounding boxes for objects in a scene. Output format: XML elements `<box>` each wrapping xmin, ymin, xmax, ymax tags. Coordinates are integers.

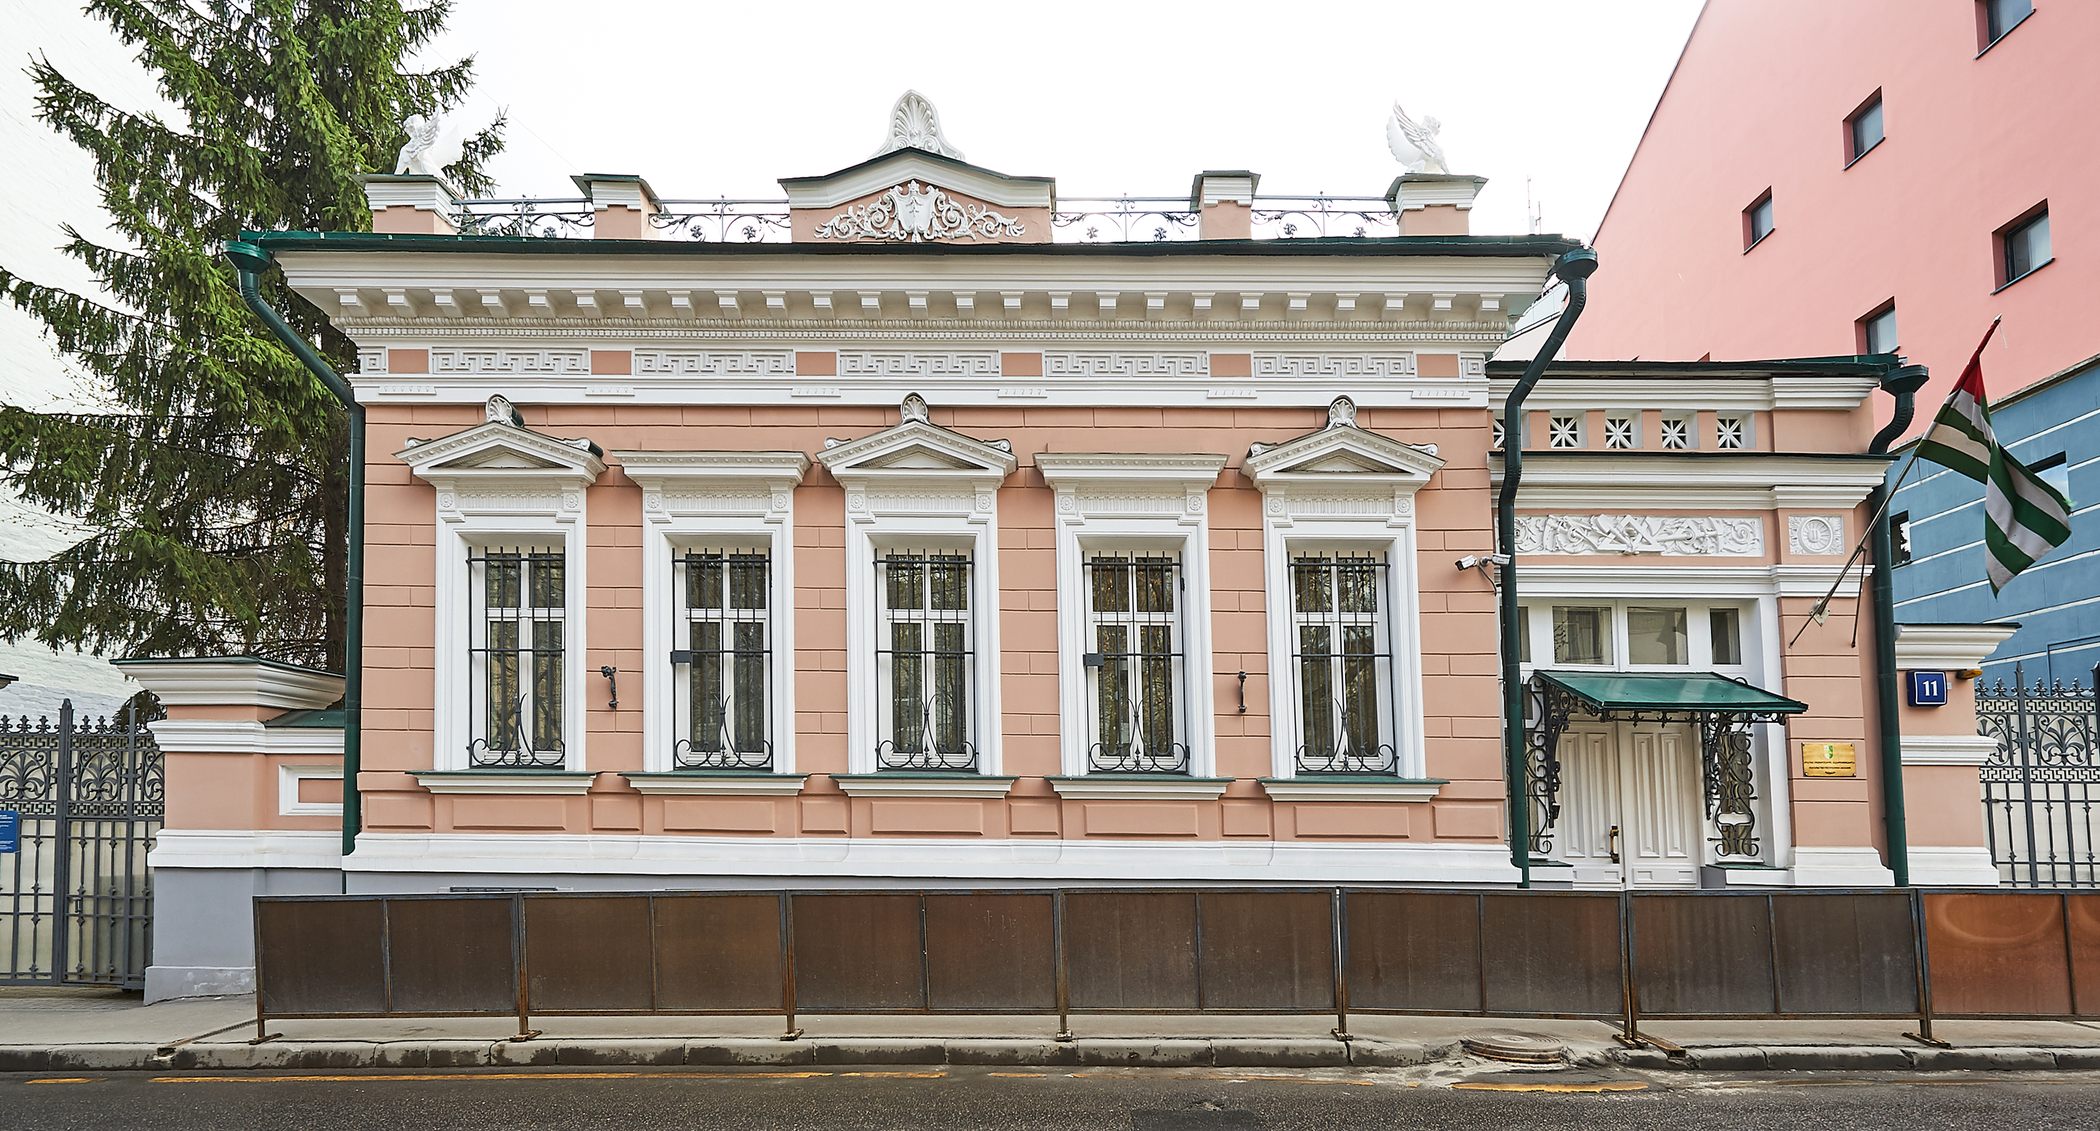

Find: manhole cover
<box><xmin>1462</xmin><ymin>1034</ymin><xmax>1568</xmax><ymax>1064</ymax></box>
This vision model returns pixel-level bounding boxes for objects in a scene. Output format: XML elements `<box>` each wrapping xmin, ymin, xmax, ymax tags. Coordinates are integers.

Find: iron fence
<box><xmin>1</xmin><ymin>700</ymin><xmax>161</xmax><ymax>989</ymax></box>
<box><xmin>1977</xmin><ymin>663</ymin><xmax>2100</xmax><ymax>887</ymax></box>
<box><xmin>252</xmin><ymin>887</ymin><xmax>2097</xmax><ymax>1046</ymax></box>
<box><xmin>445</xmin><ymin>195</ymin><xmax>1408</xmax><ymax>245</ymax></box>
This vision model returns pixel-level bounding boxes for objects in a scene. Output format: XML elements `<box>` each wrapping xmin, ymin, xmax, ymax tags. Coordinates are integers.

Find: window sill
<box><xmin>1842</xmin><ymin>139</ymin><xmax>1882</xmax><ymax>171</ymax></box>
<box><xmin>622</xmin><ymin>772</ymin><xmax>808</xmax><ymax>797</ymax></box>
<box><xmin>1742</xmin><ymin>229</ymin><xmax>1774</xmax><ymax>255</ymax></box>
<box><xmin>1260</xmin><ymin>777</ymin><xmax>1446</xmax><ymax>803</ymax></box>
<box><xmin>1049</xmin><ymin>776</ymin><xmax>1233</xmax><ymax>801</ymax></box>
<box><xmin>1975</xmin><ymin>11</ymin><xmax>2033</xmax><ymax>58</ymax></box>
<box><xmin>415</xmin><ymin>770</ymin><xmax>596</xmax><ymax>796</ymax></box>
<box><xmin>831</xmin><ymin>773</ymin><xmax>1016</xmax><ymax>798</ymax></box>
<box><xmin>1993</xmin><ymin>256</ymin><xmax>2053</xmax><ymax>294</ymax></box>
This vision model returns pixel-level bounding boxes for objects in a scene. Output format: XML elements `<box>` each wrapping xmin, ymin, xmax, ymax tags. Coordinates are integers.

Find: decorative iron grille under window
<box><xmin>874</xmin><ymin>550</ymin><xmax>978</xmax><ymax>772</ymax></box>
<box><xmin>1083</xmin><ymin>554</ymin><xmax>1189</xmax><ymax>774</ymax></box>
<box><xmin>671</xmin><ymin>550</ymin><xmax>772</xmax><ymax>770</ymax></box>
<box><xmin>1290</xmin><ymin>553</ymin><xmax>1397</xmax><ymax>774</ymax></box>
<box><xmin>466</xmin><ymin>548</ymin><xmax>567</xmax><ymax>769</ymax></box>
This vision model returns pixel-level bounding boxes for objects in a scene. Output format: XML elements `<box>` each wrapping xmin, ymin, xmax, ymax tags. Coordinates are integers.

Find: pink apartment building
<box><xmin>1571</xmin><ymin>0</ymin><xmax>2094</xmax><ymax>425</ymax></box>
<box><xmin>122</xmin><ymin>95</ymin><xmax>2008</xmax><ymax>1000</ymax></box>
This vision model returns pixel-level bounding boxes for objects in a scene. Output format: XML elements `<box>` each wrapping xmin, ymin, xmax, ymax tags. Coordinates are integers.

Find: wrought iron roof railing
<box><xmin>447</xmin><ymin>194</ymin><xmax>1402</xmax><ymax>242</ymax></box>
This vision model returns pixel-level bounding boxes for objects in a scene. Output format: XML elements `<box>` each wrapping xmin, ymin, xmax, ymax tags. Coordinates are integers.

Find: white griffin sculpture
<box><xmin>394</xmin><ymin>113</ymin><xmax>464</xmax><ymax>178</ymax></box>
<box><xmin>1384</xmin><ymin>102</ymin><xmax>1449</xmax><ymax>175</ymax></box>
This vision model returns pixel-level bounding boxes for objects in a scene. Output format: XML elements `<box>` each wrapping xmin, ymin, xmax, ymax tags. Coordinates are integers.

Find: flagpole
<box><xmin>1788</xmin><ymin>317</ymin><xmax>2002</xmax><ymax>646</ymax></box>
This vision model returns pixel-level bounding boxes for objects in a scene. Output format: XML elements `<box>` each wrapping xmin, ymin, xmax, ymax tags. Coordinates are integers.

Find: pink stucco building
<box><xmin>1572</xmin><ymin>0</ymin><xmax>2094</xmax><ymax>429</ymax></box>
<box><xmin>122</xmin><ymin>94</ymin><xmax>2014</xmax><ymax>1000</ymax></box>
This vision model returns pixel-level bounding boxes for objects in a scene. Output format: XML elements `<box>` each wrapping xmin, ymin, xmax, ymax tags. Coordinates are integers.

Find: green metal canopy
<box><xmin>1535</xmin><ymin>670</ymin><xmax>1807</xmax><ymax>717</ymax></box>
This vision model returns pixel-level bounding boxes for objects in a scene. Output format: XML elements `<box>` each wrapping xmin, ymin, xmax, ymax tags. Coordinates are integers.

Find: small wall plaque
<box><xmin>1907</xmin><ymin>670</ymin><xmax>1949</xmax><ymax>707</ymax></box>
<box><xmin>1802</xmin><ymin>742</ymin><xmax>1858</xmax><ymax>778</ymax></box>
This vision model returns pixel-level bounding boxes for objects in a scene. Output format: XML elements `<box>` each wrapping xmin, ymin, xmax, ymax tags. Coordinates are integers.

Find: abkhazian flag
<box><xmin>1915</xmin><ymin>321</ymin><xmax>2073</xmax><ymax>592</ymax></box>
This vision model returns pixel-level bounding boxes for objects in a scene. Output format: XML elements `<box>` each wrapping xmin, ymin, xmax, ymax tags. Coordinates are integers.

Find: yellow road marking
<box><xmin>26</xmin><ymin>1078</ymin><xmax>96</xmax><ymax>1086</ymax></box>
<box><xmin>987</xmin><ymin>1072</ymin><xmax>1048</xmax><ymax>1078</ymax></box>
<box><xmin>1452</xmin><ymin>1080</ymin><xmax>1650</xmax><ymax>1094</ymax></box>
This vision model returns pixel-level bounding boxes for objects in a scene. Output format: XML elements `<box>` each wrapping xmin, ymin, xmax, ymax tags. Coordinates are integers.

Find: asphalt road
<box><xmin>4</xmin><ymin>1066</ymin><xmax>2099</xmax><ymax>1130</ymax></box>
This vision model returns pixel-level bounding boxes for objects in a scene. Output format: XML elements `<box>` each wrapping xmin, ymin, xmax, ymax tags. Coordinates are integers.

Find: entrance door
<box><xmin>1557</xmin><ymin>723</ymin><xmax>1703</xmax><ymax>889</ymax></box>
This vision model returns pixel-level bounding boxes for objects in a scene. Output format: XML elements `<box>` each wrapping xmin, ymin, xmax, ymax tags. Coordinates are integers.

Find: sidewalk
<box><xmin>6</xmin><ymin>988</ymin><xmax>2100</xmax><ymax>1073</ymax></box>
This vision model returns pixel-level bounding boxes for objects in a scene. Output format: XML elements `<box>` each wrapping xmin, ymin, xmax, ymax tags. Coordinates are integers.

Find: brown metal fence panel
<box><xmin>653</xmin><ymin>893</ymin><xmax>785</xmax><ymax>1013</ymax></box>
<box><xmin>2071</xmin><ymin>895</ymin><xmax>2100</xmax><ymax>1018</ymax></box>
<box><xmin>383</xmin><ymin>897</ymin><xmax>518</xmax><ymax>1016</ymax></box>
<box><xmin>1925</xmin><ymin>892</ymin><xmax>2073</xmax><ymax>1017</ymax></box>
<box><xmin>1343</xmin><ymin>891</ymin><xmax>1482</xmax><ymax>1013</ymax></box>
<box><xmin>1480</xmin><ymin>893</ymin><xmax>1622</xmax><ymax>1017</ymax></box>
<box><xmin>524</xmin><ymin>895</ymin><xmax>653</xmax><ymax>1013</ymax></box>
<box><xmin>1196</xmin><ymin>891</ymin><xmax>1334</xmax><ymax>1011</ymax></box>
<box><xmin>1630</xmin><ymin>893</ymin><xmax>1777</xmax><ymax>1016</ymax></box>
<box><xmin>1063</xmin><ymin>891</ymin><xmax>1199</xmax><ymax>1011</ymax></box>
<box><xmin>1769</xmin><ymin>893</ymin><xmax>1917</xmax><ymax>1015</ymax></box>
<box><xmin>923</xmin><ymin>893</ymin><xmax>1056</xmax><ymax>1012</ymax></box>
<box><xmin>791</xmin><ymin>893</ymin><xmax>924</xmax><ymax>1012</ymax></box>
<box><xmin>254</xmin><ymin>898</ymin><xmax>387</xmax><ymax>1017</ymax></box>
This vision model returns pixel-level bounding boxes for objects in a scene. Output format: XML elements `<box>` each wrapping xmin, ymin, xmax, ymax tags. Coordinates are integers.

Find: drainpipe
<box><xmin>1497</xmin><ymin>248</ymin><xmax>1600</xmax><ymax>888</ymax></box>
<box><xmin>224</xmin><ymin>240</ymin><xmax>364</xmax><ymax>867</ymax></box>
<box><xmin>1868</xmin><ymin>363</ymin><xmax>1928</xmax><ymax>887</ymax></box>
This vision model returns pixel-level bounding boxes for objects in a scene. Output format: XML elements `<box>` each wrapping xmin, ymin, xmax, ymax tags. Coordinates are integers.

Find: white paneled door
<box><xmin>1558</xmin><ymin>723</ymin><xmax>1703</xmax><ymax>889</ymax></box>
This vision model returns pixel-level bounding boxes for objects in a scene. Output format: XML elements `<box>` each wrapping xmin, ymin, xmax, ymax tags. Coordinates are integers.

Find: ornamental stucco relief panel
<box><xmin>1787</xmin><ymin>514</ymin><xmax>1847</xmax><ymax>556</ymax></box>
<box><xmin>1513</xmin><ymin>514</ymin><xmax>1764</xmax><ymax>556</ymax></box>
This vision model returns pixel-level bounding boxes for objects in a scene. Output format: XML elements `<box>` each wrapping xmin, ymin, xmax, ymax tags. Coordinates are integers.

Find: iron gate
<box><xmin>1977</xmin><ymin>664</ymin><xmax>2100</xmax><ymax>887</ymax></box>
<box><xmin>0</xmin><ymin>699</ymin><xmax>162</xmax><ymax>988</ymax></box>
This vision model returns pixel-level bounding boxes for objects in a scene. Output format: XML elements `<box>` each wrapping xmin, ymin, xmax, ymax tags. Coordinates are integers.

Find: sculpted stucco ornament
<box><xmin>484</xmin><ymin>394</ymin><xmax>521</xmax><ymax>426</ymax></box>
<box><xmin>874</xmin><ymin>90</ymin><xmax>964</xmax><ymax>159</ymax></box>
<box><xmin>1384</xmin><ymin>102</ymin><xmax>1450</xmax><ymax>175</ymax></box>
<box><xmin>395</xmin><ymin>113</ymin><xmax>463</xmax><ymax>178</ymax></box>
<box><xmin>901</xmin><ymin>393</ymin><xmax>930</xmax><ymax>423</ymax></box>
<box><xmin>1514</xmin><ymin>514</ymin><xmax>1763</xmax><ymax>557</ymax></box>
<box><xmin>1327</xmin><ymin>395</ymin><xmax>1359</xmax><ymax>428</ymax></box>
<box><xmin>815</xmin><ymin>181</ymin><xmax>1027</xmax><ymax>243</ymax></box>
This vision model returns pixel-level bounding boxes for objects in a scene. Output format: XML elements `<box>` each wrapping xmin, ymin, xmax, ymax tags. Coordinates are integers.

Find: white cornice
<box><xmin>1895</xmin><ymin>623</ymin><xmax>2019</xmax><ymax>670</ymax></box>
<box><xmin>615</xmin><ymin>451</ymin><xmax>810</xmax><ymax>490</ymax></box>
<box><xmin>1486</xmin><ymin>375</ymin><xmax>1879</xmax><ymax>413</ymax></box>
<box><xmin>1900</xmin><ymin>734</ymin><xmax>2002</xmax><ymax>767</ymax></box>
<box><xmin>1047</xmin><ymin>777</ymin><xmax>1232</xmax><ymax>801</ymax></box>
<box><xmin>1518</xmin><ymin>563</ymin><xmax>1868</xmax><ymax>599</ymax></box>
<box><xmin>1035</xmin><ymin>452</ymin><xmax>1228</xmax><ymax>488</ymax></box>
<box><xmin>414</xmin><ymin>771</ymin><xmax>598</xmax><ymax>795</ymax></box>
<box><xmin>1499</xmin><ymin>456</ymin><xmax>1885</xmax><ymax>510</ymax></box>
<box><xmin>621</xmin><ymin>773</ymin><xmax>810</xmax><ymax>797</ymax></box>
<box><xmin>148</xmin><ymin>719</ymin><xmax>344</xmax><ymax>757</ymax></box>
<box><xmin>148</xmin><ymin>829</ymin><xmax>341</xmax><ymax>872</ymax></box>
<box><xmin>1260</xmin><ymin>779</ymin><xmax>1444</xmax><ymax>803</ymax></box>
<box><xmin>113</xmin><ymin>658</ymin><xmax>343</xmax><ymax>710</ymax></box>
<box><xmin>831</xmin><ymin>776</ymin><xmax>1017</xmax><ymax>798</ymax></box>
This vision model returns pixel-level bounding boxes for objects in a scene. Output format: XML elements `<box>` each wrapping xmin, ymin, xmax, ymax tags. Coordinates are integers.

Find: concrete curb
<box><xmin>5</xmin><ymin>1039</ymin><xmax>2100</xmax><ymax>1073</ymax></box>
<box><xmin>1607</xmin><ymin>1044</ymin><xmax>2098</xmax><ymax>1073</ymax></box>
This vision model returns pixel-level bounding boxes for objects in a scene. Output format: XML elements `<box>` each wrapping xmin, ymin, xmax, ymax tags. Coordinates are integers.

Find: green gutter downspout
<box><xmin>225</xmin><ymin>240</ymin><xmax>363</xmax><ymax>865</ymax></box>
<box><xmin>1497</xmin><ymin>248</ymin><xmax>1600</xmax><ymax>888</ymax></box>
<box><xmin>1868</xmin><ymin>363</ymin><xmax>1929</xmax><ymax>887</ymax></box>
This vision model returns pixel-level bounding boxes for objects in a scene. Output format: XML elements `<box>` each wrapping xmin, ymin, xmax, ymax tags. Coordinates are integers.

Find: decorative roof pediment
<box><xmin>1245</xmin><ymin>396</ymin><xmax>1444</xmax><ymax>489</ymax></box>
<box><xmin>817</xmin><ymin>395</ymin><xmax>1017</xmax><ymax>484</ymax></box>
<box><xmin>780</xmin><ymin>93</ymin><xmax>1054</xmax><ymax>239</ymax></box>
<box><xmin>398</xmin><ymin>398</ymin><xmax>606</xmax><ymax>488</ymax></box>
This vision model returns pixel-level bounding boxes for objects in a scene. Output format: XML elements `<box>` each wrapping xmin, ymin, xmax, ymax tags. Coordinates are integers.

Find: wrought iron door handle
<box><xmin>1607</xmin><ymin>824</ymin><xmax>1621</xmax><ymax>864</ymax></box>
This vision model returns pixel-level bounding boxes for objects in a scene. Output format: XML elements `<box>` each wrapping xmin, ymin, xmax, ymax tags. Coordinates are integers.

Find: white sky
<box><xmin>0</xmin><ymin>0</ymin><xmax>1698</xmax><ymax>709</ymax></box>
<box><xmin>425</xmin><ymin>0</ymin><xmax>1700</xmax><ymax>237</ymax></box>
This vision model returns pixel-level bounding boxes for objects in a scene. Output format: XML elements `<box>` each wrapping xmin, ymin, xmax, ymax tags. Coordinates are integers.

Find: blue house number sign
<box><xmin>1908</xmin><ymin>671</ymin><xmax>1950</xmax><ymax>708</ymax></box>
<box><xmin>0</xmin><ymin>810</ymin><xmax>18</xmax><ymax>855</ymax></box>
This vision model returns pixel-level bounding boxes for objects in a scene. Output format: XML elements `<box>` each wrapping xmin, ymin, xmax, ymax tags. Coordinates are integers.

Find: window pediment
<box><xmin>399</xmin><ymin>418</ymin><xmax>606</xmax><ymax>487</ymax></box>
<box><xmin>1245</xmin><ymin>397</ymin><xmax>1443</xmax><ymax>491</ymax></box>
<box><xmin>818</xmin><ymin>397</ymin><xmax>1017</xmax><ymax>486</ymax></box>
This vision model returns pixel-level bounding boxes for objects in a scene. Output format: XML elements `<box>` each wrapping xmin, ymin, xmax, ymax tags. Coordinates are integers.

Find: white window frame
<box><xmin>818</xmin><ymin>398</ymin><xmax>1016</xmax><ymax>776</ymax></box>
<box><xmin>619</xmin><ymin>451</ymin><xmax>807</xmax><ymax>776</ymax></box>
<box><xmin>401</xmin><ymin>412</ymin><xmax>605</xmax><ymax>774</ymax></box>
<box><xmin>1038</xmin><ymin>453</ymin><xmax>1226</xmax><ymax>778</ymax></box>
<box><xmin>1246</xmin><ymin>400</ymin><xmax>1440</xmax><ymax>782</ymax></box>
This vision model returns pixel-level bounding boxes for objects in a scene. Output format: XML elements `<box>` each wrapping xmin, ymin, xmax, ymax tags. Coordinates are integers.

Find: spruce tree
<box><xmin>0</xmin><ymin>0</ymin><xmax>502</xmax><ymax>669</ymax></box>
